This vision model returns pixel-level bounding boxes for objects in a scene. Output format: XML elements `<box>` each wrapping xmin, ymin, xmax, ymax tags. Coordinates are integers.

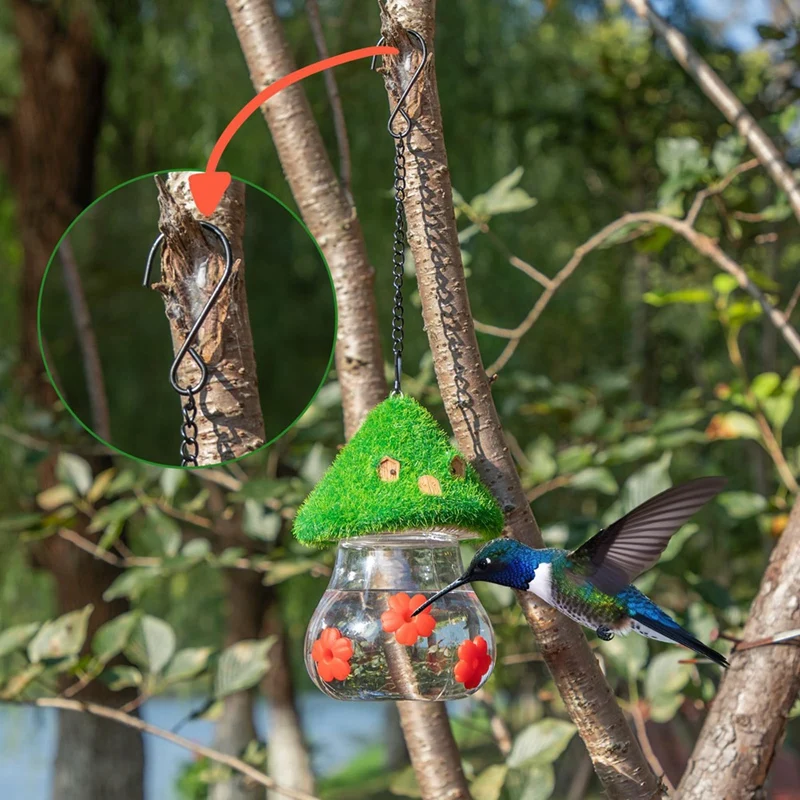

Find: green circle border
<box><xmin>37</xmin><ymin>169</ymin><xmax>338</xmax><ymax>470</ymax></box>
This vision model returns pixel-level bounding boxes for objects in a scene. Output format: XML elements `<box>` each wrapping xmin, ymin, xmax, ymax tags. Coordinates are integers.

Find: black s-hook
<box><xmin>143</xmin><ymin>221</ymin><xmax>233</xmax><ymax>396</ymax></box>
<box><xmin>371</xmin><ymin>30</ymin><xmax>428</xmax><ymax>139</ymax></box>
<box><xmin>144</xmin><ymin>220</ymin><xmax>234</xmax><ymax>466</ymax></box>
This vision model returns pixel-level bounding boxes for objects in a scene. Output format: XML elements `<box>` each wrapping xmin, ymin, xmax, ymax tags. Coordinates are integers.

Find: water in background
<box><xmin>0</xmin><ymin>694</ymin><xmax>393</xmax><ymax>798</ymax></box>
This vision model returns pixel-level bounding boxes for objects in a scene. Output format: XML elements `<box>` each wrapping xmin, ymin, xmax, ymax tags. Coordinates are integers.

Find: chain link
<box><xmin>391</xmin><ymin>136</ymin><xmax>407</xmax><ymax>395</ymax></box>
<box><xmin>179</xmin><ymin>387</ymin><xmax>199</xmax><ymax>467</ymax></box>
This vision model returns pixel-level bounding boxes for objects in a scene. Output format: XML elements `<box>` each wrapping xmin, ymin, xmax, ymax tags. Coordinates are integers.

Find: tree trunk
<box><xmin>211</xmin><ymin>568</ymin><xmax>266</xmax><ymax>800</ymax></box>
<box><xmin>225</xmin><ymin>0</ymin><xmax>386</xmax><ymax>440</ymax></box>
<box><xmin>262</xmin><ymin>588</ymin><xmax>316</xmax><ymax>800</ymax></box>
<box><xmin>377</xmin><ymin>4</ymin><xmax>663</xmax><ymax>798</ymax></box>
<box><xmin>152</xmin><ymin>174</ymin><xmax>265</xmax><ymax>465</ymax></box>
<box><xmin>678</xmin><ymin>500</ymin><xmax>800</xmax><ymax>798</ymax></box>
<box><xmin>5</xmin><ymin>3</ymin><xmax>145</xmax><ymax>798</ymax></box>
<box><xmin>224</xmin><ymin>3</ymin><xmax>468</xmax><ymax>798</ymax></box>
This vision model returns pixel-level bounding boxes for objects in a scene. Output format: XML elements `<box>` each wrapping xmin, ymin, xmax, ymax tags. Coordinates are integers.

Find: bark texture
<box><xmin>5</xmin><ymin>3</ymin><xmax>145</xmax><ymax>798</ymax></box>
<box><xmin>678</xmin><ymin>500</ymin><xmax>800</xmax><ymax>799</ymax></box>
<box><xmin>225</xmin><ymin>0</ymin><xmax>386</xmax><ymax>440</ymax></box>
<box><xmin>378</xmin><ymin>3</ymin><xmax>663</xmax><ymax>798</ymax></box>
<box><xmin>152</xmin><ymin>174</ymin><xmax>265</xmax><ymax>464</ymax></box>
<box><xmin>223</xmin><ymin>3</ymin><xmax>471</xmax><ymax>798</ymax></box>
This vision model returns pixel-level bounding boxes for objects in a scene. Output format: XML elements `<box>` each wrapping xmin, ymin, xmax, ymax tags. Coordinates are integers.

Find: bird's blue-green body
<box><xmin>414</xmin><ymin>478</ymin><xmax>730</xmax><ymax>667</ymax></box>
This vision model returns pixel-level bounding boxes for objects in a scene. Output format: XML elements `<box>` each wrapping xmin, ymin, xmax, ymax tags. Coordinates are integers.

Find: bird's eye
<box><xmin>477</xmin><ymin>557</ymin><xmax>491</xmax><ymax>570</ymax></box>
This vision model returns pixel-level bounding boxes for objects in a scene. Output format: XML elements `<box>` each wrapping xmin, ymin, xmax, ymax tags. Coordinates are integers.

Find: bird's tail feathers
<box><xmin>631</xmin><ymin>612</ymin><xmax>729</xmax><ymax>668</ymax></box>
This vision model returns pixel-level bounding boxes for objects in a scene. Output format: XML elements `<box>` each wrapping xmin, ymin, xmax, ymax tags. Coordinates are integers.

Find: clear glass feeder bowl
<box><xmin>304</xmin><ymin>532</ymin><xmax>495</xmax><ymax>701</ymax></box>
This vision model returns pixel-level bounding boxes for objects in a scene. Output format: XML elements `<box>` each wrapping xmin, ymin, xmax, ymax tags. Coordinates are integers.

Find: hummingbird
<box><xmin>414</xmin><ymin>477</ymin><xmax>729</xmax><ymax>667</ymax></box>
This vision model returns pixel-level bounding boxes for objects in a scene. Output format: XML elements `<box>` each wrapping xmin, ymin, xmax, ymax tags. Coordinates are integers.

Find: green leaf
<box><xmin>709</xmin><ymin>411</ymin><xmax>761</xmax><ymax>440</ymax></box>
<box><xmin>243</xmin><ymin>500</ymin><xmax>282</xmax><ymax>542</ymax></box>
<box><xmin>124</xmin><ymin>616</ymin><xmax>176</xmax><ymax>675</ymax></box>
<box><xmin>657</xmin><ymin>137</ymin><xmax>707</xmax><ymax>179</ymax></box>
<box><xmin>570</xmin><ymin>467</ymin><xmax>618</xmax><ymax>495</ymax></box>
<box><xmin>87</xmin><ymin>469</ymin><xmax>116</xmax><ymax>504</ymax></box>
<box><xmin>263</xmin><ymin>559</ymin><xmax>319</xmax><ymax>587</ymax></box>
<box><xmin>57</xmin><ymin>453</ymin><xmax>93</xmax><ymax>496</ymax></box>
<box><xmin>28</xmin><ymin>605</ymin><xmax>94</xmax><ymax>663</ymax></box>
<box><xmin>643</xmin><ymin>289</ymin><xmax>712</xmax><ymax>307</ymax></box>
<box><xmin>507</xmin><ymin>718</ymin><xmax>576</xmax><ymax>769</ymax></box>
<box><xmin>0</xmin><ymin>663</ymin><xmax>45</xmax><ymax>699</ymax></box>
<box><xmin>163</xmin><ymin>647</ymin><xmax>213</xmax><ymax>684</ymax></box>
<box><xmin>144</xmin><ymin>506</ymin><xmax>182</xmax><ymax>557</ymax></box>
<box><xmin>645</xmin><ymin>651</ymin><xmax>691</xmax><ymax>702</ymax></box>
<box><xmin>0</xmin><ymin>622</ymin><xmax>41</xmax><ymax>657</ymax></box>
<box><xmin>102</xmin><ymin>665</ymin><xmax>143</xmax><ymax>691</ymax></box>
<box><xmin>103</xmin><ymin>568</ymin><xmax>160</xmax><ymax>602</ymax></box>
<box><xmin>36</xmin><ymin>485</ymin><xmax>76</xmax><ymax>511</ymax></box>
<box><xmin>88</xmin><ymin>498</ymin><xmax>141</xmax><ymax>536</ymax></box>
<box><xmin>660</xmin><ymin>523</ymin><xmax>698</xmax><ymax>561</ymax></box>
<box><xmin>711</xmin><ymin>136</ymin><xmax>745</xmax><ymax>176</ymax></box>
<box><xmin>651</xmin><ymin>409</ymin><xmax>705</xmax><ymax>434</ymax></box>
<box><xmin>471</xmin><ymin>167</ymin><xmax>537</xmax><ymax>218</ymax></box>
<box><xmin>612</xmin><ymin>453</ymin><xmax>672</xmax><ymax>524</ymax></box>
<box><xmin>214</xmin><ymin>638</ymin><xmax>275</xmax><ymax>699</ymax></box>
<box><xmin>0</xmin><ymin>513</ymin><xmax>43</xmax><ymax>533</ymax></box>
<box><xmin>599</xmin><ymin>436</ymin><xmax>657</xmax><ymax>466</ymax></box>
<box><xmin>599</xmin><ymin>633</ymin><xmax>648</xmax><ymax>681</ymax></box>
<box><xmin>649</xmin><ymin>692</ymin><xmax>685</xmax><ymax>723</ymax></box>
<box><xmin>512</xmin><ymin>764</ymin><xmax>555</xmax><ymax>800</ymax></box>
<box><xmin>556</xmin><ymin>444</ymin><xmax>595</xmax><ymax>473</ymax></box>
<box><xmin>718</xmin><ymin>491</ymin><xmax>767</xmax><ymax>519</ymax></box>
<box><xmin>712</xmin><ymin>274</ymin><xmax>738</xmax><ymax>297</ymax></box>
<box><xmin>159</xmin><ymin>469</ymin><xmax>186</xmax><ymax>500</ymax></box>
<box><xmin>763</xmin><ymin>395</ymin><xmax>794</xmax><ymax>432</ymax></box>
<box><xmin>470</xmin><ymin>765</ymin><xmax>508</xmax><ymax>800</ymax></box>
<box><xmin>92</xmin><ymin>611</ymin><xmax>140</xmax><ymax>663</ymax></box>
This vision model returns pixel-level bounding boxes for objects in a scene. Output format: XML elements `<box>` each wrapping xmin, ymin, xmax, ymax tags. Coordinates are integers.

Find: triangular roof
<box><xmin>292</xmin><ymin>395</ymin><xmax>504</xmax><ymax>543</ymax></box>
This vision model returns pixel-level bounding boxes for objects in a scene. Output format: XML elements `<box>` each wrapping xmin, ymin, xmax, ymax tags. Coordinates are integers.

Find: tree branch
<box><xmin>678</xmin><ymin>499</ymin><xmax>800</xmax><ymax>797</ymax></box>
<box><xmin>225</xmin><ymin>0</ymin><xmax>385</xmax><ymax>439</ymax></box>
<box><xmin>625</xmin><ymin>0</ymin><xmax>800</xmax><ymax>225</ymax></box>
<box><xmin>224</xmin><ymin>3</ymin><xmax>470</xmax><ymax>798</ymax></box>
<box><xmin>477</xmin><ymin>210</ymin><xmax>800</xmax><ymax>373</ymax></box>
<box><xmin>23</xmin><ymin>697</ymin><xmax>319</xmax><ymax>800</ymax></box>
<box><xmin>152</xmin><ymin>174</ymin><xmax>266</xmax><ymax>464</ymax></box>
<box><xmin>305</xmin><ymin>0</ymin><xmax>353</xmax><ymax>196</ymax></box>
<box><xmin>378</xmin><ymin>3</ymin><xmax>664</xmax><ymax>797</ymax></box>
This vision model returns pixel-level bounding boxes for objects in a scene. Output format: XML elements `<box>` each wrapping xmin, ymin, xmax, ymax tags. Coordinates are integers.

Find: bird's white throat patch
<box><xmin>525</xmin><ymin>561</ymin><xmax>554</xmax><ymax>606</ymax></box>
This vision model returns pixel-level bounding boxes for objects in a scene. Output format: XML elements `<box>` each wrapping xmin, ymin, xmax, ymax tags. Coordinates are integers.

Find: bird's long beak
<box><xmin>411</xmin><ymin>574</ymin><xmax>471</xmax><ymax>616</ymax></box>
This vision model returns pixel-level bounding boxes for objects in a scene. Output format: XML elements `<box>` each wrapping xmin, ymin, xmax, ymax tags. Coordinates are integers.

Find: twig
<box><xmin>625</xmin><ymin>0</ymin><xmax>800</xmax><ymax>225</ymax></box>
<box><xmin>477</xmin><ymin>211</ymin><xmax>800</xmax><ymax>372</ymax></box>
<box><xmin>57</xmin><ymin>528</ymin><xmax>158</xmax><ymax>568</ymax></box>
<box><xmin>785</xmin><ymin>281</ymin><xmax>800</xmax><ymax>320</ymax></box>
<box><xmin>686</xmin><ymin>159</ymin><xmax>759</xmax><ymax>226</ymax></box>
<box><xmin>305</xmin><ymin>0</ymin><xmax>352</xmax><ymax>196</ymax></box>
<box><xmin>59</xmin><ymin>236</ymin><xmax>112</xmax><ymax>441</ymax></box>
<box><xmin>630</xmin><ymin>701</ymin><xmax>675</xmax><ymax>794</ymax></box>
<box><xmin>22</xmin><ymin>697</ymin><xmax>319</xmax><ymax>799</ymax></box>
<box><xmin>526</xmin><ymin>474</ymin><xmax>573</xmax><ymax>503</ymax></box>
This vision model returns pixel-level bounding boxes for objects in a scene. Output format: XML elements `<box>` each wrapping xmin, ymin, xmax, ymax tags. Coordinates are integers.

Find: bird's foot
<box><xmin>596</xmin><ymin>625</ymin><xmax>614</xmax><ymax>641</ymax></box>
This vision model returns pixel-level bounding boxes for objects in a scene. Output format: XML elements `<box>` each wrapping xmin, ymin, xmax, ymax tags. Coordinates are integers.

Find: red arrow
<box><xmin>189</xmin><ymin>45</ymin><xmax>398</xmax><ymax>216</ymax></box>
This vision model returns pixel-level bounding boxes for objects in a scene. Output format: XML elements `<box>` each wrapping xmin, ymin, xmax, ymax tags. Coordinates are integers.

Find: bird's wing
<box><xmin>567</xmin><ymin>477</ymin><xmax>727</xmax><ymax>596</ymax></box>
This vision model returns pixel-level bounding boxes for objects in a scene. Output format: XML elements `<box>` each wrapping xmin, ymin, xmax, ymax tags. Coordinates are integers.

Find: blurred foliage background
<box><xmin>0</xmin><ymin>0</ymin><xmax>799</xmax><ymax>798</ymax></box>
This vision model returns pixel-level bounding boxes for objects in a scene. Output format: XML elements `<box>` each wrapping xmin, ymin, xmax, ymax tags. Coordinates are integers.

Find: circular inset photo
<box><xmin>38</xmin><ymin>171</ymin><xmax>336</xmax><ymax>468</ymax></box>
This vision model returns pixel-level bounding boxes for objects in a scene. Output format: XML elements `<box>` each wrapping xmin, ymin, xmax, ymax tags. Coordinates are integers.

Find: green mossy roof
<box><xmin>292</xmin><ymin>395</ymin><xmax>504</xmax><ymax>543</ymax></box>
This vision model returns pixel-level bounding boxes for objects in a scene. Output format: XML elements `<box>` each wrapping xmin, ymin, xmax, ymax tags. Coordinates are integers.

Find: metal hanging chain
<box><xmin>179</xmin><ymin>387</ymin><xmax>200</xmax><ymax>467</ymax></box>
<box><xmin>391</xmin><ymin>137</ymin><xmax>407</xmax><ymax>395</ymax></box>
<box><xmin>144</xmin><ymin>220</ymin><xmax>234</xmax><ymax>466</ymax></box>
<box><xmin>372</xmin><ymin>30</ymin><xmax>428</xmax><ymax>396</ymax></box>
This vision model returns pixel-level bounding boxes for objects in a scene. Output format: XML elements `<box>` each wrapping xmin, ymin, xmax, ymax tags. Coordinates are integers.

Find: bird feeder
<box><xmin>293</xmin><ymin>395</ymin><xmax>503</xmax><ymax>701</ymax></box>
